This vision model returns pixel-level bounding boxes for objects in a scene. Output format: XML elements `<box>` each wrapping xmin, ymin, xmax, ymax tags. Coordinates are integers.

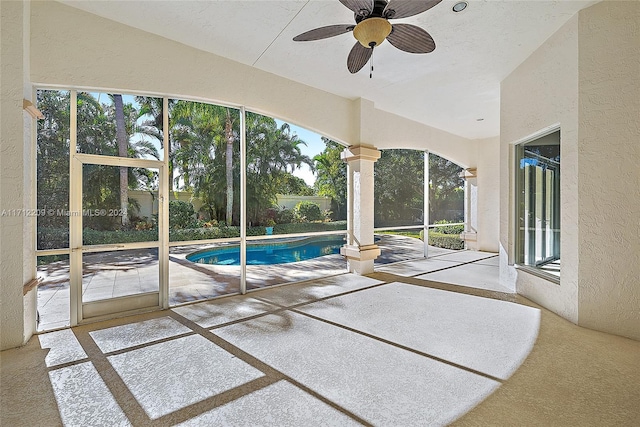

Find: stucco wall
<box><xmin>276</xmin><ymin>195</ymin><xmax>332</xmax><ymax>212</ymax></box>
<box><xmin>500</xmin><ymin>14</ymin><xmax>580</xmax><ymax>323</ymax></box>
<box><xmin>501</xmin><ymin>1</ymin><xmax>640</xmax><ymax>340</ymax></box>
<box><xmin>1</xmin><ymin>0</ymin><xmax>35</xmax><ymax>350</ymax></box>
<box><xmin>476</xmin><ymin>137</ymin><xmax>500</xmax><ymax>252</ymax></box>
<box><xmin>576</xmin><ymin>1</ymin><xmax>640</xmax><ymax>339</ymax></box>
<box><xmin>358</xmin><ymin>99</ymin><xmax>476</xmax><ymax>168</ymax></box>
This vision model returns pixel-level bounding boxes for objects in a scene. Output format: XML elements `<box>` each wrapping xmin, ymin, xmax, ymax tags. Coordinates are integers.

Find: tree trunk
<box><xmin>225</xmin><ymin>109</ymin><xmax>234</xmax><ymax>225</ymax></box>
<box><xmin>114</xmin><ymin>94</ymin><xmax>129</xmax><ymax>226</ymax></box>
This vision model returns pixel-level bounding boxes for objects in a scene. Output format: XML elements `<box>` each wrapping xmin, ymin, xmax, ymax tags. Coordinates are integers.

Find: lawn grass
<box><xmin>377</xmin><ymin>230</ymin><xmax>422</xmax><ymax>239</ymax></box>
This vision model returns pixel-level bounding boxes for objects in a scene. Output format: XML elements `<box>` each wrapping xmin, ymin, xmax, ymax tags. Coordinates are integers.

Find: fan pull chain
<box><xmin>370</xmin><ymin>46</ymin><xmax>374</xmax><ymax>79</ymax></box>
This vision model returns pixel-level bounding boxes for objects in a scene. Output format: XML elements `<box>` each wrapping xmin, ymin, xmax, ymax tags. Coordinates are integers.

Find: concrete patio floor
<box><xmin>3</xmin><ymin>252</ymin><xmax>639</xmax><ymax>426</ymax></box>
<box><xmin>35</xmin><ymin>235</ymin><xmax>454</xmax><ymax>331</ymax></box>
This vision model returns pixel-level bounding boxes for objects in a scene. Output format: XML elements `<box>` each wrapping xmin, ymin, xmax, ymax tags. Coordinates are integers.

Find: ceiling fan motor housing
<box><xmin>353</xmin><ymin>17</ymin><xmax>392</xmax><ymax>48</ymax></box>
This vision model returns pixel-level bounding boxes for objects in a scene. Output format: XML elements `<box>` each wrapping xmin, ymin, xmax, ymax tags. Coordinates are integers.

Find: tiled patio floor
<box><xmin>4</xmin><ymin>254</ymin><xmax>639</xmax><ymax>426</ymax></box>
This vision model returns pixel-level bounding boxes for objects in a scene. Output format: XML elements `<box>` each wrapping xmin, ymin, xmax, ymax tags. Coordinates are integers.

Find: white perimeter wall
<box><xmin>501</xmin><ymin>1</ymin><xmax>639</xmax><ymax>340</ymax></box>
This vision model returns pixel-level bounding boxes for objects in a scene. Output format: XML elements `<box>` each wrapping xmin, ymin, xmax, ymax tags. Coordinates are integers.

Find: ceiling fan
<box><xmin>293</xmin><ymin>0</ymin><xmax>442</xmax><ymax>76</ymax></box>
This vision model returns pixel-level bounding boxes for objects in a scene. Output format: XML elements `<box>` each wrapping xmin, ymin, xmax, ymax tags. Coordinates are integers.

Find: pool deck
<box><xmin>36</xmin><ymin>235</ymin><xmax>450</xmax><ymax>331</ymax></box>
<box><xmin>8</xmin><ymin>247</ymin><xmax>639</xmax><ymax>426</ymax></box>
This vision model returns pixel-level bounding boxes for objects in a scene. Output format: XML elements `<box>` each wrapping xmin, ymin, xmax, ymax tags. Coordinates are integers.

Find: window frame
<box><xmin>513</xmin><ymin>127</ymin><xmax>561</xmax><ymax>284</ymax></box>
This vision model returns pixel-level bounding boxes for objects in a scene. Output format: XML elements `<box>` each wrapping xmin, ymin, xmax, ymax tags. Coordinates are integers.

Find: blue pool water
<box><xmin>186</xmin><ymin>235</ymin><xmax>346</xmax><ymax>266</ymax></box>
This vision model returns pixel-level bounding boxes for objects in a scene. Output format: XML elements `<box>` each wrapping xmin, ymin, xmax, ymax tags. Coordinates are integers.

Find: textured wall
<box><xmin>1</xmin><ymin>0</ymin><xmax>34</xmax><ymax>350</ymax></box>
<box><xmin>501</xmin><ymin>1</ymin><xmax>640</xmax><ymax>340</ymax></box>
<box><xmin>357</xmin><ymin>99</ymin><xmax>476</xmax><ymax>168</ymax></box>
<box><xmin>476</xmin><ymin>137</ymin><xmax>500</xmax><ymax>252</ymax></box>
<box><xmin>276</xmin><ymin>195</ymin><xmax>332</xmax><ymax>212</ymax></box>
<box><xmin>576</xmin><ymin>1</ymin><xmax>640</xmax><ymax>340</ymax></box>
<box><xmin>500</xmin><ymin>14</ymin><xmax>580</xmax><ymax>323</ymax></box>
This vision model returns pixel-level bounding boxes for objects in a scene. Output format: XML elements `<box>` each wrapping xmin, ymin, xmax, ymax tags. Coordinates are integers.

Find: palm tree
<box><xmin>170</xmin><ymin>101</ymin><xmax>239</xmax><ymax>224</ymax></box>
<box><xmin>77</xmin><ymin>93</ymin><xmax>161</xmax><ymax>228</ymax></box>
<box><xmin>224</xmin><ymin>109</ymin><xmax>236</xmax><ymax>226</ymax></box>
<box><xmin>314</xmin><ymin>138</ymin><xmax>347</xmax><ymax>219</ymax></box>
<box><xmin>112</xmin><ymin>94</ymin><xmax>164</xmax><ymax>225</ymax></box>
<box><xmin>245</xmin><ymin>113</ymin><xmax>313</xmax><ymax>223</ymax></box>
<box><xmin>135</xmin><ymin>96</ymin><xmax>173</xmax><ymax>183</ymax></box>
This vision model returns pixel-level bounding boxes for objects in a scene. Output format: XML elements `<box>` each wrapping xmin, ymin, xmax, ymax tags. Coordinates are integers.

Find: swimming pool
<box><xmin>186</xmin><ymin>235</ymin><xmax>346</xmax><ymax>266</ymax></box>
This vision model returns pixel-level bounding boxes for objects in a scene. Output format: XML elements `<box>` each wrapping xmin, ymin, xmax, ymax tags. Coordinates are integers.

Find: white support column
<box><xmin>340</xmin><ymin>145</ymin><xmax>381</xmax><ymax>275</ymax></box>
<box><xmin>460</xmin><ymin>168</ymin><xmax>478</xmax><ymax>250</ymax></box>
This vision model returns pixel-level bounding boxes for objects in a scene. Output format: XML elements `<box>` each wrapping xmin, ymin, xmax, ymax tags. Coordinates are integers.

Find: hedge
<box><xmin>427</xmin><ymin>231</ymin><xmax>465</xmax><ymax>250</ymax></box>
<box><xmin>83</xmin><ymin>228</ymin><xmax>159</xmax><ymax>244</ymax></box>
<box><xmin>272</xmin><ymin>221</ymin><xmax>346</xmax><ymax>234</ymax></box>
<box><xmin>38</xmin><ymin>221</ymin><xmax>349</xmax><ymax>247</ymax></box>
<box><xmin>431</xmin><ymin>221</ymin><xmax>464</xmax><ymax>235</ymax></box>
<box><xmin>417</xmin><ymin>228</ymin><xmax>465</xmax><ymax>250</ymax></box>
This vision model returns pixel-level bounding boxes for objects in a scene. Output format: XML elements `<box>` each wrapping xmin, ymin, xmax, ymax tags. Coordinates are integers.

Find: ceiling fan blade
<box><xmin>347</xmin><ymin>42</ymin><xmax>372</xmax><ymax>74</ymax></box>
<box><xmin>387</xmin><ymin>24</ymin><xmax>435</xmax><ymax>53</ymax></box>
<box><xmin>383</xmin><ymin>0</ymin><xmax>442</xmax><ymax>19</ymax></box>
<box><xmin>339</xmin><ymin>0</ymin><xmax>374</xmax><ymax>17</ymax></box>
<box><xmin>293</xmin><ymin>25</ymin><xmax>354</xmax><ymax>41</ymax></box>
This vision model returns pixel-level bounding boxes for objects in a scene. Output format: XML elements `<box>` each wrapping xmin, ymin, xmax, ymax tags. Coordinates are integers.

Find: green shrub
<box><xmin>38</xmin><ymin>221</ymin><xmax>349</xmax><ymax>246</ymax></box>
<box><xmin>169</xmin><ymin>200</ymin><xmax>197</xmax><ymax>229</ymax></box>
<box><xmin>417</xmin><ymin>228</ymin><xmax>465</xmax><ymax>250</ymax></box>
<box><xmin>37</xmin><ymin>228</ymin><xmax>69</xmax><ymax>249</ymax></box>
<box><xmin>294</xmin><ymin>201</ymin><xmax>323</xmax><ymax>222</ymax></box>
<box><xmin>37</xmin><ymin>254</ymin><xmax>69</xmax><ymax>266</ymax></box>
<box><xmin>276</xmin><ymin>207</ymin><xmax>295</xmax><ymax>224</ymax></box>
<box><xmin>432</xmin><ymin>219</ymin><xmax>464</xmax><ymax>235</ymax></box>
<box><xmin>170</xmin><ymin>221</ymin><xmax>347</xmax><ymax>240</ymax></box>
<box><xmin>428</xmin><ymin>231</ymin><xmax>464</xmax><ymax>250</ymax></box>
<box><xmin>262</xmin><ymin>208</ymin><xmax>278</xmax><ymax>226</ymax></box>
<box><xmin>272</xmin><ymin>221</ymin><xmax>347</xmax><ymax>234</ymax></box>
<box><xmin>170</xmin><ymin>226</ymin><xmax>241</xmax><ymax>242</ymax></box>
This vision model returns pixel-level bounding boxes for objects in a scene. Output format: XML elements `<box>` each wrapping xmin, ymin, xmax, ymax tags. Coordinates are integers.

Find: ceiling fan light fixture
<box><xmin>353</xmin><ymin>17</ymin><xmax>392</xmax><ymax>48</ymax></box>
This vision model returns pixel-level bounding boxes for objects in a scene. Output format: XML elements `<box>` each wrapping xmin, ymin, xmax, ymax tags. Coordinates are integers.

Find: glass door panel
<box><xmin>82</xmin><ymin>248</ymin><xmax>159</xmax><ymax>303</ymax></box>
<box><xmin>78</xmin><ymin>161</ymin><xmax>163</xmax><ymax>320</ymax></box>
<box><xmin>82</xmin><ymin>163</ymin><xmax>159</xmax><ymax>243</ymax></box>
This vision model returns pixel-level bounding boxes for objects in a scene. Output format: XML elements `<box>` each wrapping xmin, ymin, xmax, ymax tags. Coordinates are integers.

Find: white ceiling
<box><xmin>59</xmin><ymin>0</ymin><xmax>597</xmax><ymax>139</ymax></box>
